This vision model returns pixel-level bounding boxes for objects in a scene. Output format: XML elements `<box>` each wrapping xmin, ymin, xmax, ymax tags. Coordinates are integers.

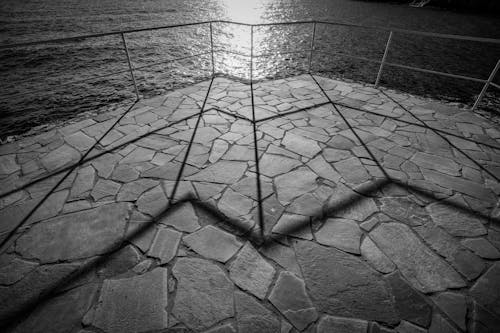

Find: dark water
<box><xmin>1</xmin><ymin>0</ymin><xmax>499</xmax><ymax>139</ymax></box>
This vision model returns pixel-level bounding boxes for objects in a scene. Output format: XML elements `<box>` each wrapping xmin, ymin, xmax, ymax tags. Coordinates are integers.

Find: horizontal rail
<box><xmin>384</xmin><ymin>61</ymin><xmax>487</xmax><ymax>83</ymax></box>
<box><xmin>2</xmin><ymin>20</ymin><xmax>500</xmax><ymax>50</ymax></box>
<box><xmin>132</xmin><ymin>51</ymin><xmax>210</xmax><ymax>71</ymax></box>
<box><xmin>314</xmin><ymin>49</ymin><xmax>382</xmax><ymax>64</ymax></box>
<box><xmin>491</xmin><ymin>82</ymin><xmax>500</xmax><ymax>90</ymax></box>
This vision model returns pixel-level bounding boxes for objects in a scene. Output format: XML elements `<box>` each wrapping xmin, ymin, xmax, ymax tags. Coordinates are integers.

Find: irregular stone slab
<box><xmin>462</xmin><ymin>238</ymin><xmax>500</xmax><ymax>259</ymax></box>
<box><xmin>185</xmin><ymin>161</ymin><xmax>247</xmax><ymax>184</ymax></box>
<box><xmin>433</xmin><ymin>292</ymin><xmax>466</xmax><ymax>331</ymax></box>
<box><xmin>259</xmin><ymin>241</ymin><xmax>302</xmax><ymax>276</ymax></box>
<box><xmin>92</xmin><ymin>268</ymin><xmax>168</xmax><ymax>333</ymax></box>
<box><xmin>235</xmin><ymin>291</ymin><xmax>280</xmax><ymax>333</ymax></box>
<box><xmin>260</xmin><ymin>153</ymin><xmax>301</xmax><ymax>177</ymax></box>
<box><xmin>385</xmin><ymin>272</ymin><xmax>432</xmax><ymax>327</ymax></box>
<box><xmin>0</xmin><ymin>154</ymin><xmax>19</xmax><ymax>175</ymax></box>
<box><xmin>470</xmin><ymin>301</ymin><xmax>500</xmax><ymax>333</ymax></box>
<box><xmin>16</xmin><ymin>203</ymin><xmax>130</xmax><ymax>263</ymax></box>
<box><xmin>396</xmin><ymin>320</ymin><xmax>427</xmax><ymax>333</ymax></box>
<box><xmin>334</xmin><ymin>157</ymin><xmax>371</xmax><ymax>184</ymax></box>
<box><xmin>307</xmin><ymin>155</ymin><xmax>342</xmax><ymax>183</ymax></box>
<box><xmin>410</xmin><ymin>152</ymin><xmax>460</xmax><ymax>176</ymax></box>
<box><xmin>229</xmin><ymin>243</ymin><xmax>275</xmax><ymax>299</ymax></box>
<box><xmin>90</xmin><ymin>179</ymin><xmax>121</xmax><ymax>201</ymax></box>
<box><xmin>470</xmin><ymin>262</ymin><xmax>500</xmax><ymax>316</ymax></box>
<box><xmin>147</xmin><ymin>227</ymin><xmax>181</xmax><ymax>264</ymax></box>
<box><xmin>428</xmin><ymin>313</ymin><xmax>459</xmax><ymax>333</ymax></box>
<box><xmin>422</xmin><ymin>169</ymin><xmax>495</xmax><ymax>201</ymax></box>
<box><xmin>117</xmin><ymin>179</ymin><xmax>158</xmax><ymax>202</ymax></box>
<box><xmin>218</xmin><ymin>188</ymin><xmax>254</xmax><ymax>217</ymax></box>
<box><xmin>97</xmin><ymin>245</ymin><xmax>141</xmax><ymax>278</ymax></box>
<box><xmin>172</xmin><ymin>258</ymin><xmax>234</xmax><ymax>331</ymax></box>
<box><xmin>209</xmin><ymin>139</ymin><xmax>229</xmax><ymax>163</ymax></box>
<box><xmin>27</xmin><ymin>189</ymin><xmax>68</xmax><ymax>223</ymax></box>
<box><xmin>65</xmin><ymin>131</ymin><xmax>96</xmax><ymax>152</ymax></box>
<box><xmin>331</xmin><ymin>195</ymin><xmax>378</xmax><ymax>222</ymax></box>
<box><xmin>204</xmin><ymin>323</ymin><xmax>236</xmax><ymax>333</ymax></box>
<box><xmin>294</xmin><ymin>240</ymin><xmax>399</xmax><ymax>325</ymax></box>
<box><xmin>136</xmin><ymin>185</ymin><xmax>168</xmax><ymax>217</ymax></box>
<box><xmin>111</xmin><ymin>164</ymin><xmax>140</xmax><ymax>182</ymax></box>
<box><xmin>370</xmin><ymin>223</ymin><xmax>466</xmax><ymax>293</ymax></box>
<box><xmin>426</xmin><ymin>201</ymin><xmax>487</xmax><ymax>237</ymax></box>
<box><xmin>361</xmin><ymin>237</ymin><xmax>395</xmax><ymax>273</ymax></box>
<box><xmin>287</xmin><ymin>193</ymin><xmax>323</xmax><ymax>216</ymax></box>
<box><xmin>268</xmin><ymin>271</ymin><xmax>318</xmax><ymax>331</ymax></box>
<box><xmin>231</xmin><ymin>176</ymin><xmax>273</xmax><ymax>200</ymax></box>
<box><xmin>184</xmin><ymin>225</ymin><xmax>243</xmax><ymax>262</ymax></box>
<box><xmin>272</xmin><ymin>213</ymin><xmax>312</xmax><ymax>240</ymax></box>
<box><xmin>275</xmin><ymin>167</ymin><xmax>318</xmax><ymax>204</ymax></box>
<box><xmin>120</xmin><ymin>147</ymin><xmax>155</xmax><ymax>164</ymax></box>
<box><xmin>282</xmin><ymin>132</ymin><xmax>321</xmax><ymax>158</ymax></box>
<box><xmin>41</xmin><ymin>144</ymin><xmax>80</xmax><ymax>171</ymax></box>
<box><xmin>317</xmin><ymin>315</ymin><xmax>368</xmax><ymax>333</ymax></box>
<box><xmin>69</xmin><ymin>165</ymin><xmax>95</xmax><ymax>199</ymax></box>
<box><xmin>0</xmin><ymin>263</ymin><xmax>80</xmax><ymax>321</ymax></box>
<box><xmin>316</xmin><ymin>218</ymin><xmax>362</xmax><ymax>254</ymax></box>
<box><xmin>12</xmin><ymin>283</ymin><xmax>98</xmax><ymax>333</ymax></box>
<box><xmin>159</xmin><ymin>202</ymin><xmax>200</xmax><ymax>232</ymax></box>
<box><xmin>0</xmin><ymin>258</ymin><xmax>38</xmax><ymax>285</ymax></box>
<box><xmin>379</xmin><ymin>197</ymin><xmax>430</xmax><ymax>226</ymax></box>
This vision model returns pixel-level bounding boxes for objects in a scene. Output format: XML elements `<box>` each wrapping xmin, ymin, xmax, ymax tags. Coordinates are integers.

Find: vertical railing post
<box><xmin>472</xmin><ymin>59</ymin><xmax>500</xmax><ymax>111</ymax></box>
<box><xmin>209</xmin><ymin>22</ymin><xmax>215</xmax><ymax>76</ymax></box>
<box><xmin>375</xmin><ymin>30</ymin><xmax>393</xmax><ymax>88</ymax></box>
<box><xmin>308</xmin><ymin>21</ymin><xmax>317</xmax><ymax>73</ymax></box>
<box><xmin>250</xmin><ymin>25</ymin><xmax>254</xmax><ymax>81</ymax></box>
<box><xmin>121</xmin><ymin>33</ymin><xmax>140</xmax><ymax>100</ymax></box>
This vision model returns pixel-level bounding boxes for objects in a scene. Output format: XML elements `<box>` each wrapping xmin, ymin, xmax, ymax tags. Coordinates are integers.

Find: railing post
<box><xmin>308</xmin><ymin>22</ymin><xmax>317</xmax><ymax>73</ymax></box>
<box><xmin>375</xmin><ymin>30</ymin><xmax>393</xmax><ymax>87</ymax></box>
<box><xmin>121</xmin><ymin>33</ymin><xmax>140</xmax><ymax>100</ymax></box>
<box><xmin>250</xmin><ymin>25</ymin><xmax>254</xmax><ymax>81</ymax></box>
<box><xmin>472</xmin><ymin>59</ymin><xmax>500</xmax><ymax>111</ymax></box>
<box><xmin>209</xmin><ymin>22</ymin><xmax>215</xmax><ymax>76</ymax></box>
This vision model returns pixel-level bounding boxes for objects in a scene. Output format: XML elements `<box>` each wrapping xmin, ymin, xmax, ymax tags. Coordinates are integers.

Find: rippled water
<box><xmin>1</xmin><ymin>0</ymin><xmax>499</xmax><ymax>138</ymax></box>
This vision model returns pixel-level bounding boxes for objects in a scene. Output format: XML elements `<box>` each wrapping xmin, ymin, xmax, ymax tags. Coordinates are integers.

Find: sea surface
<box><xmin>1</xmin><ymin>0</ymin><xmax>499</xmax><ymax>139</ymax></box>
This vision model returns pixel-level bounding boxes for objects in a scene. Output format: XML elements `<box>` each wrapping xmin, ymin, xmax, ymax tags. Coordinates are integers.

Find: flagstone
<box><xmin>69</xmin><ymin>165</ymin><xmax>96</xmax><ymax>200</ymax></box>
<box><xmin>275</xmin><ymin>167</ymin><xmax>318</xmax><ymax>204</ymax></box>
<box><xmin>159</xmin><ymin>202</ymin><xmax>200</xmax><ymax>232</ymax></box>
<box><xmin>281</xmin><ymin>132</ymin><xmax>321</xmax><ymax>158</ymax></box>
<box><xmin>185</xmin><ymin>161</ymin><xmax>247</xmax><ymax>184</ymax></box>
<box><xmin>0</xmin><ymin>154</ymin><xmax>19</xmax><ymax>175</ymax></box>
<box><xmin>426</xmin><ymin>201</ymin><xmax>487</xmax><ymax>237</ymax></box>
<box><xmin>183</xmin><ymin>225</ymin><xmax>243</xmax><ymax>262</ymax></box>
<box><xmin>147</xmin><ymin>227</ymin><xmax>181</xmax><ymax>264</ymax></box>
<box><xmin>117</xmin><ymin>179</ymin><xmax>158</xmax><ymax>202</ymax></box>
<box><xmin>41</xmin><ymin>144</ymin><xmax>80</xmax><ymax>171</ymax></box>
<box><xmin>259</xmin><ymin>153</ymin><xmax>301</xmax><ymax>177</ymax></box>
<box><xmin>234</xmin><ymin>291</ymin><xmax>280</xmax><ymax>333</ymax></box>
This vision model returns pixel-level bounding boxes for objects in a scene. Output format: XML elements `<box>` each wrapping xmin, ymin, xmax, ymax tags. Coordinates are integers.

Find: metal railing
<box><xmin>1</xmin><ymin>20</ymin><xmax>499</xmax><ymax>112</ymax></box>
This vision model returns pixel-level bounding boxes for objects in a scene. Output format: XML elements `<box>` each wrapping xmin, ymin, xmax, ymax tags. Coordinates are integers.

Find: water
<box><xmin>1</xmin><ymin>0</ymin><xmax>499</xmax><ymax>139</ymax></box>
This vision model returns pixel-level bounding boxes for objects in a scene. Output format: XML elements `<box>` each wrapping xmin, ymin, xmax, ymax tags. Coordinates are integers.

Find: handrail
<box><xmin>2</xmin><ymin>19</ymin><xmax>500</xmax><ymax>49</ymax></box>
<box><xmin>1</xmin><ymin>19</ymin><xmax>499</xmax><ymax>113</ymax></box>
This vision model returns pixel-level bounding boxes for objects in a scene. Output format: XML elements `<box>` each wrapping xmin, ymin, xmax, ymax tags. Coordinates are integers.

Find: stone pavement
<box><xmin>0</xmin><ymin>74</ymin><xmax>500</xmax><ymax>332</ymax></box>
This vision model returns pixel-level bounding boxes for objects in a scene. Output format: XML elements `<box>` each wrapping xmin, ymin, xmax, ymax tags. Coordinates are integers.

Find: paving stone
<box><xmin>470</xmin><ymin>262</ymin><xmax>500</xmax><ymax>316</ymax></box>
<box><xmin>97</xmin><ymin>245</ymin><xmax>141</xmax><ymax>277</ymax></box>
<box><xmin>16</xmin><ymin>203</ymin><xmax>130</xmax><ymax>263</ymax></box>
<box><xmin>433</xmin><ymin>292</ymin><xmax>466</xmax><ymax>331</ymax></box>
<box><xmin>204</xmin><ymin>323</ymin><xmax>237</xmax><ymax>333</ymax></box>
<box><xmin>41</xmin><ymin>144</ymin><xmax>80</xmax><ymax>171</ymax></box>
<box><xmin>379</xmin><ymin>197</ymin><xmax>430</xmax><ymax>227</ymax></box>
<box><xmin>334</xmin><ymin>157</ymin><xmax>371</xmax><ymax>184</ymax></box>
<box><xmin>231</xmin><ymin>176</ymin><xmax>273</xmax><ymax>200</ymax></box>
<box><xmin>427</xmin><ymin>201</ymin><xmax>487</xmax><ymax>237</ymax></box>
<box><xmin>218</xmin><ymin>188</ymin><xmax>254</xmax><ymax>217</ymax></box>
<box><xmin>209</xmin><ymin>139</ymin><xmax>229</xmax><ymax>163</ymax></box>
<box><xmin>315</xmin><ymin>218</ymin><xmax>362</xmax><ymax>254</ymax></box>
<box><xmin>462</xmin><ymin>238</ymin><xmax>500</xmax><ymax>259</ymax></box>
<box><xmin>396</xmin><ymin>320</ymin><xmax>427</xmax><ymax>333</ymax></box>
<box><xmin>317</xmin><ymin>315</ymin><xmax>369</xmax><ymax>333</ymax></box>
<box><xmin>361</xmin><ymin>237</ymin><xmax>395</xmax><ymax>273</ymax></box>
<box><xmin>385</xmin><ymin>272</ymin><xmax>432</xmax><ymax>327</ymax></box>
<box><xmin>422</xmin><ymin>169</ymin><xmax>495</xmax><ymax>201</ymax></box>
<box><xmin>235</xmin><ymin>290</ymin><xmax>280</xmax><ymax>333</ymax></box>
<box><xmin>120</xmin><ymin>147</ymin><xmax>156</xmax><ymax>164</ymax></box>
<box><xmin>307</xmin><ymin>155</ymin><xmax>342</xmax><ymax>183</ymax></box>
<box><xmin>186</xmin><ymin>161</ymin><xmax>247</xmax><ymax>184</ymax></box>
<box><xmin>327</xmin><ymin>135</ymin><xmax>356</xmax><ymax>150</ymax></box>
<box><xmin>0</xmin><ymin>263</ymin><xmax>80</xmax><ymax>321</ymax></box>
<box><xmin>147</xmin><ymin>227</ymin><xmax>182</xmax><ymax>264</ymax></box>
<box><xmin>11</xmin><ymin>283</ymin><xmax>98</xmax><ymax>333</ymax></box>
<box><xmin>282</xmin><ymin>132</ymin><xmax>321</xmax><ymax>158</ymax></box>
<box><xmin>287</xmin><ymin>193</ymin><xmax>323</xmax><ymax>216</ymax></box>
<box><xmin>117</xmin><ymin>178</ymin><xmax>158</xmax><ymax>202</ymax></box>
<box><xmin>111</xmin><ymin>163</ymin><xmax>140</xmax><ymax>182</ymax></box>
<box><xmin>268</xmin><ymin>271</ymin><xmax>318</xmax><ymax>331</ymax></box>
<box><xmin>69</xmin><ymin>165</ymin><xmax>95</xmax><ymax>200</ymax></box>
<box><xmin>172</xmin><ymin>258</ymin><xmax>234</xmax><ymax>331</ymax></box>
<box><xmin>92</xmin><ymin>268</ymin><xmax>168</xmax><ymax>333</ymax></box>
<box><xmin>370</xmin><ymin>223</ymin><xmax>465</xmax><ymax>293</ymax></box>
<box><xmin>65</xmin><ymin>131</ymin><xmax>96</xmax><ymax>151</ymax></box>
<box><xmin>0</xmin><ymin>258</ymin><xmax>38</xmax><ymax>285</ymax></box>
<box><xmin>27</xmin><ymin>189</ymin><xmax>68</xmax><ymax>223</ymax></box>
<box><xmin>470</xmin><ymin>301</ymin><xmax>500</xmax><ymax>333</ymax></box>
<box><xmin>259</xmin><ymin>241</ymin><xmax>302</xmax><ymax>276</ymax></box>
<box><xmin>229</xmin><ymin>243</ymin><xmax>275</xmax><ymax>299</ymax></box>
<box><xmin>260</xmin><ymin>153</ymin><xmax>301</xmax><ymax>177</ymax></box>
<box><xmin>410</xmin><ymin>152</ymin><xmax>460</xmax><ymax>176</ymax></box>
<box><xmin>0</xmin><ymin>154</ymin><xmax>19</xmax><ymax>175</ymax></box>
<box><xmin>183</xmin><ymin>225</ymin><xmax>243</xmax><ymax>262</ymax></box>
<box><xmin>272</xmin><ymin>213</ymin><xmax>312</xmax><ymax>240</ymax></box>
<box><xmin>294</xmin><ymin>240</ymin><xmax>399</xmax><ymax>325</ymax></box>
<box><xmin>333</xmin><ymin>195</ymin><xmax>378</xmax><ymax>222</ymax></box>
<box><xmin>136</xmin><ymin>185</ymin><xmax>168</xmax><ymax>217</ymax></box>
<box><xmin>275</xmin><ymin>167</ymin><xmax>318</xmax><ymax>204</ymax></box>
<box><xmin>159</xmin><ymin>202</ymin><xmax>200</xmax><ymax>232</ymax></box>
<box><xmin>91</xmin><ymin>179</ymin><xmax>121</xmax><ymax>201</ymax></box>
<box><xmin>428</xmin><ymin>313</ymin><xmax>459</xmax><ymax>333</ymax></box>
